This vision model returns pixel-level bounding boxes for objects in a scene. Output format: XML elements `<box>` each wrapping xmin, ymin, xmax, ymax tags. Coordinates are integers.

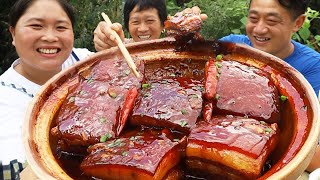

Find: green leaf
<box><xmin>240</xmin><ymin>17</ymin><xmax>247</xmax><ymax>25</ymax></box>
<box><xmin>231</xmin><ymin>29</ymin><xmax>241</xmax><ymax>34</ymax></box>
<box><xmin>298</xmin><ymin>27</ymin><xmax>311</xmax><ymax>41</ymax></box>
<box><xmin>292</xmin><ymin>33</ymin><xmax>301</xmax><ymax>41</ymax></box>
<box><xmin>302</xmin><ymin>20</ymin><xmax>311</xmax><ymax>29</ymax></box>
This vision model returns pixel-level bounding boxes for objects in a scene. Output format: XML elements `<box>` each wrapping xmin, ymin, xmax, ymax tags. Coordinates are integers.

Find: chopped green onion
<box><xmin>216</xmin><ymin>54</ymin><xmax>223</xmax><ymax>60</ymax></box>
<box><xmin>87</xmin><ymin>78</ymin><xmax>94</xmax><ymax>84</ymax></box>
<box><xmin>215</xmin><ymin>62</ymin><xmax>222</xmax><ymax>68</ymax></box>
<box><xmin>181</xmin><ymin>109</ymin><xmax>188</xmax><ymax>115</ymax></box>
<box><xmin>265</xmin><ymin>128</ymin><xmax>272</xmax><ymax>133</ymax></box>
<box><xmin>180</xmin><ymin>120</ymin><xmax>188</xmax><ymax>127</ymax></box>
<box><xmin>124</xmin><ymin>69</ymin><xmax>131</xmax><ymax>76</ymax></box>
<box><xmin>79</xmin><ymin>90</ymin><xmax>86</xmax><ymax>95</ymax></box>
<box><xmin>215</xmin><ymin>94</ymin><xmax>221</xmax><ymax>100</ymax></box>
<box><xmin>142</xmin><ymin>83</ymin><xmax>150</xmax><ymax>89</ymax></box>
<box><xmin>107</xmin><ymin>139</ymin><xmax>123</xmax><ymax>148</ymax></box>
<box><xmin>100</xmin><ymin>133</ymin><xmax>112</xmax><ymax>143</ymax></box>
<box><xmin>122</xmin><ymin>151</ymin><xmax>128</xmax><ymax>156</ymax></box>
<box><xmin>280</xmin><ymin>95</ymin><xmax>288</xmax><ymax>101</ymax></box>
<box><xmin>68</xmin><ymin>96</ymin><xmax>75</xmax><ymax>103</ymax></box>
<box><xmin>99</xmin><ymin>117</ymin><xmax>107</xmax><ymax>123</ymax></box>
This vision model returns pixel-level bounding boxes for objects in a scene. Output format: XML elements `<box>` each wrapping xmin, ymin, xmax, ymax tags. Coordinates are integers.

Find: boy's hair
<box><xmin>123</xmin><ymin>0</ymin><xmax>167</xmax><ymax>31</ymax></box>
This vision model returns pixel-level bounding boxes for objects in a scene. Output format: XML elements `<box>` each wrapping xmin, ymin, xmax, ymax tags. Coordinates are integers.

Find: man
<box><xmin>221</xmin><ymin>0</ymin><xmax>320</xmax><ymax>95</ymax></box>
<box><xmin>218</xmin><ymin>0</ymin><xmax>320</xmax><ymax>175</ymax></box>
<box><xmin>169</xmin><ymin>0</ymin><xmax>320</xmax><ymax>175</ymax></box>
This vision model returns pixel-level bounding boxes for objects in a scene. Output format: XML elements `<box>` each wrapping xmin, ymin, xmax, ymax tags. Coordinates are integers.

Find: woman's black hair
<box><xmin>9</xmin><ymin>0</ymin><xmax>76</xmax><ymax>28</ymax></box>
<box><xmin>123</xmin><ymin>0</ymin><xmax>167</xmax><ymax>31</ymax></box>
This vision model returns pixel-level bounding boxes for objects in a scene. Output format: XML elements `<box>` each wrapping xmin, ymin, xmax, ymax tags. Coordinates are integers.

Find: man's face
<box><xmin>246</xmin><ymin>0</ymin><xmax>302</xmax><ymax>59</ymax></box>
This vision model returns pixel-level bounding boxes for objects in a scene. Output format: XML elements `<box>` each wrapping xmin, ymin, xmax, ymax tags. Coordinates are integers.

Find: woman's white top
<box><xmin>0</xmin><ymin>48</ymin><xmax>93</xmax><ymax>164</ymax></box>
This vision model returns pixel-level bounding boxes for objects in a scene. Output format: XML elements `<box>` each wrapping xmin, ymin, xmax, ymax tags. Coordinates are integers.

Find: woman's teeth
<box><xmin>138</xmin><ymin>35</ymin><xmax>151</xmax><ymax>40</ymax></box>
<box><xmin>38</xmin><ymin>48</ymin><xmax>58</xmax><ymax>54</ymax></box>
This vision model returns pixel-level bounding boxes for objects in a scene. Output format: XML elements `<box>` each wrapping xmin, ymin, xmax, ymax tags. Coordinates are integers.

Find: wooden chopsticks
<box><xmin>101</xmin><ymin>12</ymin><xmax>140</xmax><ymax>78</ymax></box>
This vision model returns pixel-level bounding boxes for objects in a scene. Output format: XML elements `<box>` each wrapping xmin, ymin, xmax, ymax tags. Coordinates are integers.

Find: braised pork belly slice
<box><xmin>186</xmin><ymin>116</ymin><xmax>279</xmax><ymax>179</ymax></box>
<box><xmin>131</xmin><ymin>77</ymin><xmax>203</xmax><ymax>133</ymax></box>
<box><xmin>80</xmin><ymin>129</ymin><xmax>185</xmax><ymax>180</ymax></box>
<box><xmin>213</xmin><ymin>60</ymin><xmax>281</xmax><ymax>123</ymax></box>
<box><xmin>143</xmin><ymin>59</ymin><xmax>205</xmax><ymax>81</ymax></box>
<box><xmin>51</xmin><ymin>59</ymin><xmax>143</xmax><ymax>146</ymax></box>
<box><xmin>164</xmin><ymin>10</ymin><xmax>202</xmax><ymax>40</ymax></box>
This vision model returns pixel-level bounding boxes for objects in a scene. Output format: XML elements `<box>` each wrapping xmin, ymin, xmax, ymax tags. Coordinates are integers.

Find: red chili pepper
<box><xmin>204</xmin><ymin>59</ymin><xmax>218</xmax><ymax>100</ymax></box>
<box><xmin>203</xmin><ymin>101</ymin><xmax>213</xmax><ymax>121</ymax></box>
<box><xmin>117</xmin><ymin>87</ymin><xmax>138</xmax><ymax>136</ymax></box>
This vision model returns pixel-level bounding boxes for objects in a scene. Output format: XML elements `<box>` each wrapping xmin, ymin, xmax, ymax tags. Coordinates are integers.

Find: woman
<box><xmin>0</xmin><ymin>0</ymin><xmax>93</xmax><ymax>178</ymax></box>
<box><xmin>94</xmin><ymin>0</ymin><xmax>207</xmax><ymax>51</ymax></box>
<box><xmin>94</xmin><ymin>0</ymin><xmax>167</xmax><ymax>51</ymax></box>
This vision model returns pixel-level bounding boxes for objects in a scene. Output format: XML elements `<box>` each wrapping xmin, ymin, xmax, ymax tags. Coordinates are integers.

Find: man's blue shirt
<box><xmin>221</xmin><ymin>34</ymin><xmax>320</xmax><ymax>95</ymax></box>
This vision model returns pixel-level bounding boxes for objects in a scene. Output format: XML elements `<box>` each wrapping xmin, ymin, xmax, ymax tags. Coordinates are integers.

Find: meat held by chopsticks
<box><xmin>164</xmin><ymin>10</ymin><xmax>203</xmax><ymax>40</ymax></box>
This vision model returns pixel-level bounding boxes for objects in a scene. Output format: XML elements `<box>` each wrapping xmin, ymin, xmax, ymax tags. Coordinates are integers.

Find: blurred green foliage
<box><xmin>292</xmin><ymin>7</ymin><xmax>320</xmax><ymax>51</ymax></box>
<box><xmin>71</xmin><ymin>0</ymin><xmax>124</xmax><ymax>51</ymax></box>
<box><xmin>0</xmin><ymin>0</ymin><xmax>319</xmax><ymax>75</ymax></box>
<box><xmin>0</xmin><ymin>0</ymin><xmax>17</xmax><ymax>74</ymax></box>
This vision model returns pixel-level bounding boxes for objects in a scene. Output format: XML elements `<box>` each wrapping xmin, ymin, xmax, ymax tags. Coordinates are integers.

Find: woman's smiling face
<box><xmin>10</xmin><ymin>0</ymin><xmax>74</xmax><ymax>73</ymax></box>
<box><xmin>128</xmin><ymin>6</ymin><xmax>163</xmax><ymax>42</ymax></box>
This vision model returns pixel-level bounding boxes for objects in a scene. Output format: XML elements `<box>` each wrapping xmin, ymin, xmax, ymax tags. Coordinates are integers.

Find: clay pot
<box><xmin>23</xmin><ymin>38</ymin><xmax>320</xmax><ymax>180</ymax></box>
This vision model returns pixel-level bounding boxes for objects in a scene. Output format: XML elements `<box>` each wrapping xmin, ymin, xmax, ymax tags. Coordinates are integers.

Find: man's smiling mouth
<box><xmin>254</xmin><ymin>36</ymin><xmax>271</xmax><ymax>42</ymax></box>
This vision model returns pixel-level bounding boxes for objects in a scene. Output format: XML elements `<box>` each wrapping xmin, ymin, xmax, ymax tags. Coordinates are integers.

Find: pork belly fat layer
<box><xmin>81</xmin><ymin>129</ymin><xmax>184</xmax><ymax>180</ymax></box>
<box><xmin>214</xmin><ymin>61</ymin><xmax>280</xmax><ymax>123</ymax></box>
<box><xmin>186</xmin><ymin>117</ymin><xmax>279</xmax><ymax>179</ymax></box>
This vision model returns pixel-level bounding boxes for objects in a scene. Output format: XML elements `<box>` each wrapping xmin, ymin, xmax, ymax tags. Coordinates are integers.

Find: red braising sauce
<box><xmin>49</xmin><ymin>52</ymin><xmax>311</xmax><ymax>179</ymax></box>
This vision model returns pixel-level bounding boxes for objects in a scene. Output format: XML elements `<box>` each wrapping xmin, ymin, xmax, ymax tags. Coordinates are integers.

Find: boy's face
<box><xmin>246</xmin><ymin>0</ymin><xmax>303</xmax><ymax>59</ymax></box>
